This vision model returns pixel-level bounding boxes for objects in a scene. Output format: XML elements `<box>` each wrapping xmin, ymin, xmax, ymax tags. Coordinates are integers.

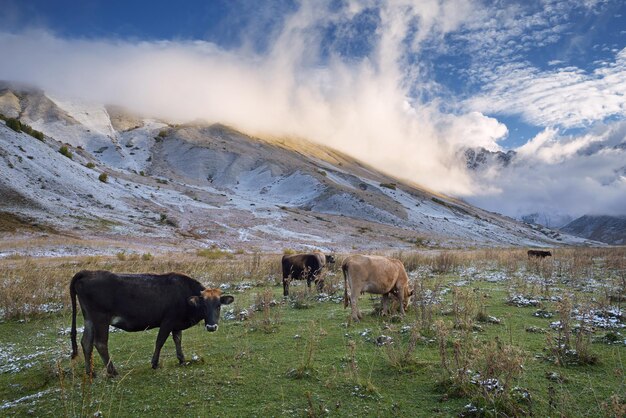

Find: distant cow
<box><xmin>70</xmin><ymin>270</ymin><xmax>234</xmax><ymax>377</ymax></box>
<box><xmin>282</xmin><ymin>252</ymin><xmax>336</xmax><ymax>296</ymax></box>
<box><xmin>527</xmin><ymin>250</ymin><xmax>552</xmax><ymax>258</ymax></box>
<box><xmin>342</xmin><ymin>255</ymin><xmax>413</xmax><ymax>322</ymax></box>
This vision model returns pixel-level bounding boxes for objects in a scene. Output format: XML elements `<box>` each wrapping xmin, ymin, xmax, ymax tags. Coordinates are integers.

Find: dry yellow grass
<box><xmin>0</xmin><ymin>252</ymin><xmax>283</xmax><ymax>319</ymax></box>
<box><xmin>0</xmin><ymin>246</ymin><xmax>623</xmax><ymax>319</ymax></box>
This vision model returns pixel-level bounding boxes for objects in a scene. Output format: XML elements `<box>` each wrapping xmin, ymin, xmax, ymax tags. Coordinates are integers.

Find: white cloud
<box><xmin>468</xmin><ymin>122</ymin><xmax>626</xmax><ymax>220</ymax></box>
<box><xmin>0</xmin><ymin>2</ymin><xmax>494</xmax><ymax>196</ymax></box>
<box><xmin>438</xmin><ymin>111</ymin><xmax>508</xmax><ymax>152</ymax></box>
<box><xmin>466</xmin><ymin>48</ymin><xmax>626</xmax><ymax>129</ymax></box>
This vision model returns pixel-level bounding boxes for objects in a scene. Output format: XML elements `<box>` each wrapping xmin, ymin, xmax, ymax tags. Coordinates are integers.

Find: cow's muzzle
<box><xmin>205</xmin><ymin>324</ymin><xmax>218</xmax><ymax>332</ymax></box>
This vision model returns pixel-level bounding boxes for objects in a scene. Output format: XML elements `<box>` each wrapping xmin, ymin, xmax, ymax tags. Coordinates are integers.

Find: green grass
<box><xmin>0</xmin><ymin>253</ymin><xmax>624</xmax><ymax>416</ymax></box>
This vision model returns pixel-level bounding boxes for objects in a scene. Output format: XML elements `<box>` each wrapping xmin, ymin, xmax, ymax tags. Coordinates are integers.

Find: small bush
<box><xmin>141</xmin><ymin>253</ymin><xmax>153</xmax><ymax>261</ymax></box>
<box><xmin>196</xmin><ymin>245</ymin><xmax>232</xmax><ymax>259</ymax></box>
<box><xmin>59</xmin><ymin>145</ymin><xmax>73</xmax><ymax>159</ymax></box>
<box><xmin>288</xmin><ymin>290</ymin><xmax>311</xmax><ymax>309</ymax></box>
<box><xmin>31</xmin><ymin>130</ymin><xmax>44</xmax><ymax>141</ymax></box>
<box><xmin>98</xmin><ymin>173</ymin><xmax>108</xmax><ymax>183</ymax></box>
<box><xmin>249</xmin><ymin>289</ymin><xmax>281</xmax><ymax>334</ymax></box>
<box><xmin>379</xmin><ymin>182</ymin><xmax>396</xmax><ymax>190</ymax></box>
<box><xmin>2</xmin><ymin>117</ymin><xmax>42</xmax><ymax>139</ymax></box>
<box><xmin>85</xmin><ymin>162</ymin><xmax>95</xmax><ymax>169</ymax></box>
<box><xmin>116</xmin><ymin>251</ymin><xmax>126</xmax><ymax>261</ymax></box>
<box><xmin>432</xmin><ymin>252</ymin><xmax>459</xmax><ymax>274</ymax></box>
<box><xmin>6</xmin><ymin>118</ymin><xmax>22</xmax><ymax>132</ymax></box>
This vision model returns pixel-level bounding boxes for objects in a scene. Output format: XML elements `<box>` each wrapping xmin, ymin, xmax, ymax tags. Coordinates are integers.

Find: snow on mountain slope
<box><xmin>47</xmin><ymin>94</ymin><xmax>116</xmax><ymax>137</ymax></box>
<box><xmin>0</xmin><ymin>86</ymin><xmax>595</xmax><ymax>253</ymax></box>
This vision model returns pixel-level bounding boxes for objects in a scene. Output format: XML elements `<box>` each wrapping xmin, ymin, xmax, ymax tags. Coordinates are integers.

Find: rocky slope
<box><xmin>561</xmin><ymin>215</ymin><xmax>626</xmax><ymax>245</ymax></box>
<box><xmin>0</xmin><ymin>85</ymin><xmax>592</xmax><ymax>255</ymax></box>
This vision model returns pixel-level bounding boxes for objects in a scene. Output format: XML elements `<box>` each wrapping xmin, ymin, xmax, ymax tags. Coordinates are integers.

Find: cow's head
<box><xmin>189</xmin><ymin>289</ymin><xmax>234</xmax><ymax>332</ymax></box>
<box><xmin>404</xmin><ymin>287</ymin><xmax>414</xmax><ymax>310</ymax></box>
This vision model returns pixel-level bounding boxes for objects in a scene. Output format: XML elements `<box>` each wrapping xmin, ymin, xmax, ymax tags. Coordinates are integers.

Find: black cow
<box><xmin>282</xmin><ymin>252</ymin><xmax>335</xmax><ymax>296</ymax></box>
<box><xmin>527</xmin><ymin>249</ymin><xmax>552</xmax><ymax>258</ymax></box>
<box><xmin>70</xmin><ymin>270</ymin><xmax>234</xmax><ymax>377</ymax></box>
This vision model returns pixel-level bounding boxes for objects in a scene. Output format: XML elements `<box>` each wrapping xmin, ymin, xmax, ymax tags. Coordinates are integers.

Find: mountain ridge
<box><xmin>0</xmin><ymin>85</ymin><xmax>595</xmax><ymax>254</ymax></box>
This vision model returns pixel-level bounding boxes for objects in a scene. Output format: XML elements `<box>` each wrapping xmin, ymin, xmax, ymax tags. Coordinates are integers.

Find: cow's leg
<box><xmin>151</xmin><ymin>326</ymin><xmax>171</xmax><ymax>369</ymax></box>
<box><xmin>349</xmin><ymin>282</ymin><xmax>362</xmax><ymax>321</ymax></box>
<box><xmin>381</xmin><ymin>293</ymin><xmax>391</xmax><ymax>316</ymax></box>
<box><xmin>315</xmin><ymin>278</ymin><xmax>324</xmax><ymax>293</ymax></box>
<box><xmin>94</xmin><ymin>322</ymin><xmax>117</xmax><ymax>376</ymax></box>
<box><xmin>396</xmin><ymin>286</ymin><xmax>406</xmax><ymax>316</ymax></box>
<box><xmin>81</xmin><ymin>319</ymin><xmax>95</xmax><ymax>377</ymax></box>
<box><xmin>282</xmin><ymin>276</ymin><xmax>290</xmax><ymax>297</ymax></box>
<box><xmin>172</xmin><ymin>330</ymin><xmax>185</xmax><ymax>365</ymax></box>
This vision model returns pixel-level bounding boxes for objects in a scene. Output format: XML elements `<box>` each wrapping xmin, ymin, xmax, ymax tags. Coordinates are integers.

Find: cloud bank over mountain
<box><xmin>0</xmin><ymin>0</ymin><xmax>624</xmax><ymax>220</ymax></box>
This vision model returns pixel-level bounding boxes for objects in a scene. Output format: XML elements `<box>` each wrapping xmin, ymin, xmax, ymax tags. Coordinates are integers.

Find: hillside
<box><xmin>561</xmin><ymin>215</ymin><xmax>626</xmax><ymax>245</ymax></box>
<box><xmin>0</xmin><ymin>85</ymin><xmax>592</xmax><ymax>256</ymax></box>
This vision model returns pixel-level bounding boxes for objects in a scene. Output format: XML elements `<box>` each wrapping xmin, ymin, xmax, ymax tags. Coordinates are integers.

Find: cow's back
<box><xmin>73</xmin><ymin>271</ymin><xmax>203</xmax><ymax>329</ymax></box>
<box><xmin>282</xmin><ymin>254</ymin><xmax>324</xmax><ymax>277</ymax></box>
<box><xmin>343</xmin><ymin>255</ymin><xmax>401</xmax><ymax>294</ymax></box>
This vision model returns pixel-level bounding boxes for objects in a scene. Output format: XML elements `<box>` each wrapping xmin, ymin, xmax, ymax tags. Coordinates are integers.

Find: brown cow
<box><xmin>342</xmin><ymin>255</ymin><xmax>412</xmax><ymax>321</ymax></box>
<box><xmin>527</xmin><ymin>249</ymin><xmax>552</xmax><ymax>258</ymax></box>
<box><xmin>282</xmin><ymin>252</ymin><xmax>335</xmax><ymax>296</ymax></box>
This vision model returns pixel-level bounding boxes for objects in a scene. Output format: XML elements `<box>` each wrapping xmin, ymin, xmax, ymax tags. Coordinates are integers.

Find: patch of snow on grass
<box><xmin>1</xmin><ymin>389</ymin><xmax>56</xmax><ymax>410</ymax></box>
<box><xmin>0</xmin><ymin>343</ymin><xmax>48</xmax><ymax>374</ymax></box>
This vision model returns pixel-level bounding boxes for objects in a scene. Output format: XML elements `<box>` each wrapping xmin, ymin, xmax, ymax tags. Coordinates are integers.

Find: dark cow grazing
<box><xmin>342</xmin><ymin>255</ymin><xmax>413</xmax><ymax>322</ymax></box>
<box><xmin>282</xmin><ymin>252</ymin><xmax>335</xmax><ymax>296</ymax></box>
<box><xmin>70</xmin><ymin>270</ymin><xmax>234</xmax><ymax>377</ymax></box>
<box><xmin>528</xmin><ymin>250</ymin><xmax>552</xmax><ymax>258</ymax></box>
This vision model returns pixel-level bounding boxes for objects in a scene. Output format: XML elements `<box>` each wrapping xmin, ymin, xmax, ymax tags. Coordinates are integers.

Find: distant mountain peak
<box><xmin>464</xmin><ymin>147</ymin><xmax>516</xmax><ymax>171</ymax></box>
<box><xmin>561</xmin><ymin>215</ymin><xmax>626</xmax><ymax>245</ymax></box>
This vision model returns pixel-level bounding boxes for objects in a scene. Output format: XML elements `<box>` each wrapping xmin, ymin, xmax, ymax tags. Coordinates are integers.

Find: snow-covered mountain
<box><xmin>561</xmin><ymin>215</ymin><xmax>626</xmax><ymax>245</ymax></box>
<box><xmin>464</xmin><ymin>147</ymin><xmax>515</xmax><ymax>171</ymax></box>
<box><xmin>0</xmin><ymin>84</ymin><xmax>593</xmax><ymax>253</ymax></box>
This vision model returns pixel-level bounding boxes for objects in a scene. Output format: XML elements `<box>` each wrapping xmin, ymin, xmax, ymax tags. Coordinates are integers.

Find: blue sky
<box><xmin>1</xmin><ymin>0</ymin><xmax>625</xmax><ymax>218</ymax></box>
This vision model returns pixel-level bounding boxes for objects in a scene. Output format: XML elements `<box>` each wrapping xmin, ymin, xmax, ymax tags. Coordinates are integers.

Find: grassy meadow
<box><xmin>0</xmin><ymin>247</ymin><xmax>625</xmax><ymax>417</ymax></box>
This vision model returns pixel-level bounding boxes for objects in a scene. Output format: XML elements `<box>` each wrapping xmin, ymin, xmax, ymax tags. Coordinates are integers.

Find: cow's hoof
<box><xmin>151</xmin><ymin>363</ymin><xmax>160</xmax><ymax>370</ymax></box>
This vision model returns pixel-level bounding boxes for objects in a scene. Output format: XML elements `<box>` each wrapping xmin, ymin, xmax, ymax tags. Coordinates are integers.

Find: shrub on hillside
<box><xmin>6</xmin><ymin>118</ymin><xmax>21</xmax><ymax>132</ymax></box>
<box><xmin>379</xmin><ymin>182</ymin><xmax>396</xmax><ymax>190</ymax></box>
<box><xmin>31</xmin><ymin>130</ymin><xmax>44</xmax><ymax>141</ymax></box>
<box><xmin>98</xmin><ymin>173</ymin><xmax>108</xmax><ymax>183</ymax></box>
<box><xmin>5</xmin><ymin>117</ymin><xmax>44</xmax><ymax>140</ymax></box>
<box><xmin>59</xmin><ymin>145</ymin><xmax>73</xmax><ymax>159</ymax></box>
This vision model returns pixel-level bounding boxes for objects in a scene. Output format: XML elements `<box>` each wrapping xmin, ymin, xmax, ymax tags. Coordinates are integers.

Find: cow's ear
<box><xmin>188</xmin><ymin>296</ymin><xmax>201</xmax><ymax>307</ymax></box>
<box><xmin>220</xmin><ymin>295</ymin><xmax>234</xmax><ymax>305</ymax></box>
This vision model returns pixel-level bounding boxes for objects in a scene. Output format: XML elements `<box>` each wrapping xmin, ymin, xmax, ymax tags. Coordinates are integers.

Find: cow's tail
<box><xmin>342</xmin><ymin>263</ymin><xmax>349</xmax><ymax>309</ymax></box>
<box><xmin>70</xmin><ymin>271</ymin><xmax>85</xmax><ymax>359</ymax></box>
